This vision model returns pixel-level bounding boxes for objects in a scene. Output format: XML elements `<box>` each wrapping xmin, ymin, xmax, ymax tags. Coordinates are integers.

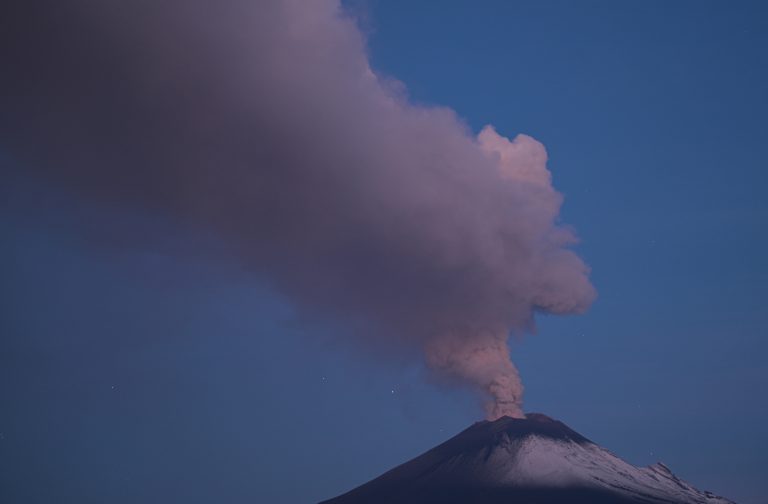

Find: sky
<box><xmin>1</xmin><ymin>1</ymin><xmax>767</xmax><ymax>503</ymax></box>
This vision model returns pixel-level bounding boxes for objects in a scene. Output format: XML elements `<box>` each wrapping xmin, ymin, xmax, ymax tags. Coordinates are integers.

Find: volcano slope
<box><xmin>320</xmin><ymin>414</ymin><xmax>735</xmax><ymax>504</ymax></box>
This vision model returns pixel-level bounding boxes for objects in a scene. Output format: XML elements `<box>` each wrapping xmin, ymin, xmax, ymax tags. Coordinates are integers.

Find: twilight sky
<box><xmin>1</xmin><ymin>1</ymin><xmax>767</xmax><ymax>504</ymax></box>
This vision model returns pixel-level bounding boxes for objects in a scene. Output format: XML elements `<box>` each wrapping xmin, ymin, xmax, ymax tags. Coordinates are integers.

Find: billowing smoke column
<box><xmin>0</xmin><ymin>0</ymin><xmax>595</xmax><ymax>418</ymax></box>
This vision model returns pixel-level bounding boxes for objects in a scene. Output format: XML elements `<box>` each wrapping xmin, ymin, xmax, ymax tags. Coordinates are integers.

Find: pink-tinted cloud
<box><xmin>0</xmin><ymin>0</ymin><xmax>595</xmax><ymax>418</ymax></box>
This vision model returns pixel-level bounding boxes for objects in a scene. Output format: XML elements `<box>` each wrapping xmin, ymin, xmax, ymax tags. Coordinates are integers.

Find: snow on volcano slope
<box><xmin>320</xmin><ymin>414</ymin><xmax>736</xmax><ymax>504</ymax></box>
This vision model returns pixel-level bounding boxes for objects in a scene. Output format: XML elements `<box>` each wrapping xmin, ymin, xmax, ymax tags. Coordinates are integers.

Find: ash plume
<box><xmin>0</xmin><ymin>0</ymin><xmax>595</xmax><ymax>418</ymax></box>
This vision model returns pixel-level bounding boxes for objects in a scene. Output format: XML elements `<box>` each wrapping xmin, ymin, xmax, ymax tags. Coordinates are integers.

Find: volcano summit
<box><xmin>321</xmin><ymin>414</ymin><xmax>734</xmax><ymax>504</ymax></box>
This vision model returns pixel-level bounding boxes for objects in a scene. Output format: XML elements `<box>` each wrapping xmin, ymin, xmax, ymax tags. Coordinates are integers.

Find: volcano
<box><xmin>320</xmin><ymin>414</ymin><xmax>735</xmax><ymax>504</ymax></box>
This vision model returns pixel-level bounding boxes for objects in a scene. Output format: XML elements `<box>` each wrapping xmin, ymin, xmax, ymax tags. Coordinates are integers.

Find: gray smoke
<box><xmin>0</xmin><ymin>0</ymin><xmax>595</xmax><ymax>418</ymax></box>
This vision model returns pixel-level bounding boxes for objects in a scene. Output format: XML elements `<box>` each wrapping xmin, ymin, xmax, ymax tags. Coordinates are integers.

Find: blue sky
<box><xmin>2</xmin><ymin>1</ymin><xmax>767</xmax><ymax>503</ymax></box>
